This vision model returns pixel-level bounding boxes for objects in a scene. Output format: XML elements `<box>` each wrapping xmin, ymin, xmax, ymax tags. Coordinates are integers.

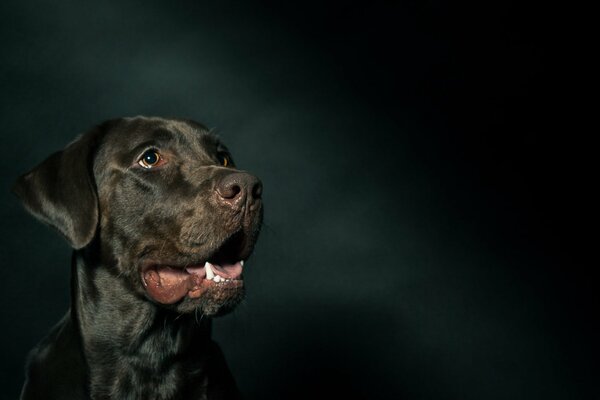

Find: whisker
<box><xmin>158</xmin><ymin>238</ymin><xmax>168</xmax><ymax>258</ymax></box>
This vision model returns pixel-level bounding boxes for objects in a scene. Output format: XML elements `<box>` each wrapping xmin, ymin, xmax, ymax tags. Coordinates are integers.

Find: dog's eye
<box><xmin>138</xmin><ymin>150</ymin><xmax>164</xmax><ymax>169</ymax></box>
<box><xmin>217</xmin><ymin>154</ymin><xmax>229</xmax><ymax>167</ymax></box>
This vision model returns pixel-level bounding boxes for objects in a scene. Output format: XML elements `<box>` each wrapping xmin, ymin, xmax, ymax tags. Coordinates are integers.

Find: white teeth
<box><xmin>205</xmin><ymin>262</ymin><xmax>214</xmax><ymax>280</ymax></box>
<box><xmin>205</xmin><ymin>262</ymin><xmax>237</xmax><ymax>283</ymax></box>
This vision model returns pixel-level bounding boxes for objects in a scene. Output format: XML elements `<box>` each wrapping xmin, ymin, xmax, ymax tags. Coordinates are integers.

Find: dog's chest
<box><xmin>84</xmin><ymin>315</ymin><xmax>212</xmax><ymax>399</ymax></box>
<box><xmin>88</xmin><ymin>361</ymin><xmax>209</xmax><ymax>400</ymax></box>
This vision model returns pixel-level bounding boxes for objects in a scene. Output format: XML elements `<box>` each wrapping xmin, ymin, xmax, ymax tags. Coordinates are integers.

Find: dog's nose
<box><xmin>216</xmin><ymin>172</ymin><xmax>262</xmax><ymax>209</ymax></box>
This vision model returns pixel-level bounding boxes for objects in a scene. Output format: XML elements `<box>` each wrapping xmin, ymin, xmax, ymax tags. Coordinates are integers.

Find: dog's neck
<box><xmin>71</xmin><ymin>250</ymin><xmax>215</xmax><ymax>399</ymax></box>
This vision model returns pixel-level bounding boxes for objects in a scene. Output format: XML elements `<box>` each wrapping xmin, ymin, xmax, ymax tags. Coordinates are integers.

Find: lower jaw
<box><xmin>173</xmin><ymin>282</ymin><xmax>246</xmax><ymax>316</ymax></box>
<box><xmin>142</xmin><ymin>276</ymin><xmax>245</xmax><ymax>313</ymax></box>
<box><xmin>187</xmin><ymin>278</ymin><xmax>244</xmax><ymax>299</ymax></box>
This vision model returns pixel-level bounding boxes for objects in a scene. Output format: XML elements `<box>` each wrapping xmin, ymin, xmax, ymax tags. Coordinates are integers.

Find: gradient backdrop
<box><xmin>0</xmin><ymin>1</ymin><xmax>593</xmax><ymax>399</ymax></box>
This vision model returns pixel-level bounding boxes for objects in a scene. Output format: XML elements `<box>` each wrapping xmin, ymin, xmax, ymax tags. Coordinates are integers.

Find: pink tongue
<box><xmin>143</xmin><ymin>266</ymin><xmax>201</xmax><ymax>304</ymax></box>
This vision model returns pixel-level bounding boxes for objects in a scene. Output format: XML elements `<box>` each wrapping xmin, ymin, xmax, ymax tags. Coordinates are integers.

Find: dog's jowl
<box><xmin>13</xmin><ymin>117</ymin><xmax>263</xmax><ymax>400</ymax></box>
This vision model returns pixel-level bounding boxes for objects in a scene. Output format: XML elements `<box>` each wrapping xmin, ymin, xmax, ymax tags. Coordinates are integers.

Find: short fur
<box><xmin>13</xmin><ymin>117</ymin><xmax>263</xmax><ymax>400</ymax></box>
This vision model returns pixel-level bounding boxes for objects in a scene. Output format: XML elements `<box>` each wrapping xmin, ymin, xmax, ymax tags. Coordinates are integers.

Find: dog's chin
<box><xmin>175</xmin><ymin>283</ymin><xmax>246</xmax><ymax>316</ymax></box>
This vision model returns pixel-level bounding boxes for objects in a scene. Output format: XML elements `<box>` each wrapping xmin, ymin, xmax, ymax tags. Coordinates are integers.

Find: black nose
<box><xmin>216</xmin><ymin>172</ymin><xmax>262</xmax><ymax>209</ymax></box>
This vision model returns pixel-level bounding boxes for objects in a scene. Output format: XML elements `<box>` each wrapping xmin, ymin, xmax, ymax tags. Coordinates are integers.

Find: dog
<box><xmin>13</xmin><ymin>116</ymin><xmax>263</xmax><ymax>399</ymax></box>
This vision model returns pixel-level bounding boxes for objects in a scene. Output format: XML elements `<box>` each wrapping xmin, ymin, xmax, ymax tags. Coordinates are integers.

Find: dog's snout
<box><xmin>216</xmin><ymin>172</ymin><xmax>262</xmax><ymax>208</ymax></box>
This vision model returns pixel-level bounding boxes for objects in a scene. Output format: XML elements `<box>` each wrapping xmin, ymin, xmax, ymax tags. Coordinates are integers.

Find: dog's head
<box><xmin>13</xmin><ymin>117</ymin><xmax>263</xmax><ymax>316</ymax></box>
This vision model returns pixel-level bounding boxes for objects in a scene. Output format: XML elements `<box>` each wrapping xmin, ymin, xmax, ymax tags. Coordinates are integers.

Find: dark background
<box><xmin>0</xmin><ymin>1</ymin><xmax>594</xmax><ymax>399</ymax></box>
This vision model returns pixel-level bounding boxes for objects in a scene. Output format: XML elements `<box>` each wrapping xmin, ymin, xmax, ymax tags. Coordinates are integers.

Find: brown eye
<box><xmin>217</xmin><ymin>153</ymin><xmax>229</xmax><ymax>167</ymax></box>
<box><xmin>138</xmin><ymin>150</ymin><xmax>163</xmax><ymax>169</ymax></box>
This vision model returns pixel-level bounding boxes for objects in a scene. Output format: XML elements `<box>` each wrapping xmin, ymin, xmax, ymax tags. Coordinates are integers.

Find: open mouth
<box><xmin>140</xmin><ymin>233</ymin><xmax>250</xmax><ymax>305</ymax></box>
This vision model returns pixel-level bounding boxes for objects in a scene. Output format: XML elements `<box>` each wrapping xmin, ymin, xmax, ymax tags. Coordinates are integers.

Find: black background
<box><xmin>0</xmin><ymin>1</ymin><xmax>594</xmax><ymax>399</ymax></box>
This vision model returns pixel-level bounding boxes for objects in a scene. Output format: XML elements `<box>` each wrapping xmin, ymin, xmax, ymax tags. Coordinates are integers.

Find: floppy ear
<box><xmin>12</xmin><ymin>129</ymin><xmax>103</xmax><ymax>249</ymax></box>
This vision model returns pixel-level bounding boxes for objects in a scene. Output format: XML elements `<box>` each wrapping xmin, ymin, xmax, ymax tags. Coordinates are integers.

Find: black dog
<box><xmin>13</xmin><ymin>117</ymin><xmax>263</xmax><ymax>399</ymax></box>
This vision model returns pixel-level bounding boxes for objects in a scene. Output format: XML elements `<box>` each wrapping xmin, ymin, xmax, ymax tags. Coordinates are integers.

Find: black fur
<box><xmin>13</xmin><ymin>117</ymin><xmax>263</xmax><ymax>399</ymax></box>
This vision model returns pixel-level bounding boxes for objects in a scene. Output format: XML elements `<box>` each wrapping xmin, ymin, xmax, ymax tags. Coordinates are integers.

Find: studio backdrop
<box><xmin>0</xmin><ymin>1</ymin><xmax>593</xmax><ymax>399</ymax></box>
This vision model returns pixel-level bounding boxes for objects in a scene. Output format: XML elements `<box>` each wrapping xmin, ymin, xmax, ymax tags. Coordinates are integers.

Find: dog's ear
<box><xmin>12</xmin><ymin>127</ymin><xmax>104</xmax><ymax>249</ymax></box>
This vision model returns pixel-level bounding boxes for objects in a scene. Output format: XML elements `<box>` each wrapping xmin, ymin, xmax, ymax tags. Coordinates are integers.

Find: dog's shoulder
<box><xmin>21</xmin><ymin>311</ymin><xmax>87</xmax><ymax>400</ymax></box>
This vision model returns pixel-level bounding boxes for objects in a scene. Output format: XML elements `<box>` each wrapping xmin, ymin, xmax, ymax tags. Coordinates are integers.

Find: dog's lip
<box><xmin>140</xmin><ymin>260</ymin><xmax>245</xmax><ymax>305</ymax></box>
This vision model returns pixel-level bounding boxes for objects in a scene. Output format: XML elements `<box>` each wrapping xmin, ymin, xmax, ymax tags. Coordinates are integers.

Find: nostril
<box><xmin>219</xmin><ymin>183</ymin><xmax>241</xmax><ymax>200</ymax></box>
<box><xmin>216</xmin><ymin>173</ymin><xmax>262</xmax><ymax>206</ymax></box>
